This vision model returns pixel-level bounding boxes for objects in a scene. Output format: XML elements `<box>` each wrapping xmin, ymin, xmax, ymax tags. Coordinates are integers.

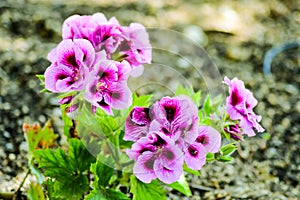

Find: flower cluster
<box><xmin>223</xmin><ymin>76</ymin><xmax>265</xmax><ymax>137</ymax></box>
<box><xmin>124</xmin><ymin>95</ymin><xmax>221</xmax><ymax>184</ymax></box>
<box><xmin>44</xmin><ymin>13</ymin><xmax>151</xmax><ymax>114</ymax></box>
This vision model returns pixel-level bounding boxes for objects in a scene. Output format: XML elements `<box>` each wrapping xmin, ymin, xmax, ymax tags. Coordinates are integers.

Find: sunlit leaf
<box><xmin>130</xmin><ymin>176</ymin><xmax>166</xmax><ymax>200</ymax></box>
<box><xmin>167</xmin><ymin>174</ymin><xmax>192</xmax><ymax>196</ymax></box>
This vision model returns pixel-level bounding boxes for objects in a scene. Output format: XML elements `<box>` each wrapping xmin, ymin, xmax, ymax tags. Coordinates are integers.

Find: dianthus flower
<box><xmin>223</xmin><ymin>76</ymin><xmax>264</xmax><ymax>136</ymax></box>
<box><xmin>44</xmin><ymin>39</ymin><xmax>95</xmax><ymax>92</ymax></box>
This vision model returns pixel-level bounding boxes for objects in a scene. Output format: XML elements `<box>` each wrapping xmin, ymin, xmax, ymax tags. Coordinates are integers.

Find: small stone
<box><xmin>0</xmin><ymin>147</ymin><xmax>5</xmax><ymax>158</ymax></box>
<box><xmin>38</xmin><ymin>115</ymin><xmax>46</xmax><ymax>123</ymax></box>
<box><xmin>267</xmin><ymin>93</ymin><xmax>277</xmax><ymax>105</ymax></box>
<box><xmin>28</xmin><ymin>79</ymin><xmax>37</xmax><ymax>89</ymax></box>
<box><xmin>281</xmin><ymin>118</ymin><xmax>290</xmax><ymax>128</ymax></box>
<box><xmin>13</xmin><ymin>109</ymin><xmax>21</xmax><ymax>117</ymax></box>
<box><xmin>19</xmin><ymin>141</ymin><xmax>28</xmax><ymax>152</ymax></box>
<box><xmin>284</xmin><ymin>84</ymin><xmax>298</xmax><ymax>94</ymax></box>
<box><xmin>295</xmin><ymin>101</ymin><xmax>300</xmax><ymax>113</ymax></box>
<box><xmin>3</xmin><ymin>102</ymin><xmax>11</xmax><ymax>110</ymax></box>
<box><xmin>265</xmin><ymin>147</ymin><xmax>277</xmax><ymax>158</ymax></box>
<box><xmin>3</xmin><ymin>131</ymin><xmax>11</xmax><ymax>138</ymax></box>
<box><xmin>5</xmin><ymin>143</ymin><xmax>14</xmax><ymax>152</ymax></box>
<box><xmin>21</xmin><ymin>105</ymin><xmax>29</xmax><ymax>114</ymax></box>
<box><xmin>8</xmin><ymin>153</ymin><xmax>16</xmax><ymax>160</ymax></box>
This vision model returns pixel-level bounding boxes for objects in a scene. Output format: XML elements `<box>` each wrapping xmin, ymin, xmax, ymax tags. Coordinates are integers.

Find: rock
<box><xmin>5</xmin><ymin>143</ymin><xmax>14</xmax><ymax>152</ymax></box>
<box><xmin>8</xmin><ymin>153</ymin><xmax>16</xmax><ymax>161</ymax></box>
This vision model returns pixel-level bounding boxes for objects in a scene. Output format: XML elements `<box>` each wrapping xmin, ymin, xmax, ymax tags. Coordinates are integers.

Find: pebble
<box><xmin>38</xmin><ymin>115</ymin><xmax>46</xmax><ymax>123</ymax></box>
<box><xmin>8</xmin><ymin>153</ymin><xmax>16</xmax><ymax>161</ymax></box>
<box><xmin>21</xmin><ymin>105</ymin><xmax>29</xmax><ymax>114</ymax></box>
<box><xmin>284</xmin><ymin>84</ymin><xmax>298</xmax><ymax>94</ymax></box>
<box><xmin>0</xmin><ymin>148</ymin><xmax>5</xmax><ymax>158</ymax></box>
<box><xmin>19</xmin><ymin>141</ymin><xmax>28</xmax><ymax>152</ymax></box>
<box><xmin>265</xmin><ymin>147</ymin><xmax>277</xmax><ymax>159</ymax></box>
<box><xmin>5</xmin><ymin>143</ymin><xmax>14</xmax><ymax>152</ymax></box>
<box><xmin>267</xmin><ymin>93</ymin><xmax>277</xmax><ymax>105</ymax></box>
<box><xmin>295</xmin><ymin>101</ymin><xmax>300</xmax><ymax>113</ymax></box>
<box><xmin>3</xmin><ymin>131</ymin><xmax>11</xmax><ymax>138</ymax></box>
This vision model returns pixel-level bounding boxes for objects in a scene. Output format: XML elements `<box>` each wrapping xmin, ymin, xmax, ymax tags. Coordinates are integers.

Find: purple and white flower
<box><xmin>223</xmin><ymin>76</ymin><xmax>264</xmax><ymax>136</ymax></box>
<box><xmin>181</xmin><ymin>126</ymin><xmax>221</xmax><ymax>170</ymax></box>
<box><xmin>62</xmin><ymin>13</ymin><xmax>124</xmax><ymax>55</ymax></box>
<box><xmin>129</xmin><ymin>131</ymin><xmax>184</xmax><ymax>184</ymax></box>
<box><xmin>150</xmin><ymin>95</ymin><xmax>199</xmax><ymax>144</ymax></box>
<box><xmin>84</xmin><ymin>51</ymin><xmax>132</xmax><ymax>115</ymax></box>
<box><xmin>120</xmin><ymin>23</ymin><xmax>152</xmax><ymax>76</ymax></box>
<box><xmin>44</xmin><ymin>39</ymin><xmax>95</xmax><ymax>93</ymax></box>
<box><xmin>124</xmin><ymin>107</ymin><xmax>152</xmax><ymax>142</ymax></box>
<box><xmin>224</xmin><ymin>124</ymin><xmax>243</xmax><ymax>141</ymax></box>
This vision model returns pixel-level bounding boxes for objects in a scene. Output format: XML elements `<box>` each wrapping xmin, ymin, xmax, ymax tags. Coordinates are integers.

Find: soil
<box><xmin>0</xmin><ymin>0</ymin><xmax>299</xmax><ymax>199</ymax></box>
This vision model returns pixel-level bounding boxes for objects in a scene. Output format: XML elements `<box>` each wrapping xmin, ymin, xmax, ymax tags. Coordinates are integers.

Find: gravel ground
<box><xmin>0</xmin><ymin>0</ymin><xmax>299</xmax><ymax>199</ymax></box>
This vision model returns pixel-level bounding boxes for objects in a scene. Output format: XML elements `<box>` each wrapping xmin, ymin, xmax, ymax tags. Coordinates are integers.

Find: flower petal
<box><xmin>133</xmin><ymin>151</ymin><xmax>157</xmax><ymax>183</ymax></box>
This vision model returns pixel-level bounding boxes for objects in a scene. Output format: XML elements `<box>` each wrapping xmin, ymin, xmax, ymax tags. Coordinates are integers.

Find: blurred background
<box><xmin>0</xmin><ymin>0</ymin><xmax>299</xmax><ymax>199</ymax></box>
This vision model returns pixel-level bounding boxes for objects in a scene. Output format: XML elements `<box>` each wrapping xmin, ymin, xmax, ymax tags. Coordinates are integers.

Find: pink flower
<box><xmin>62</xmin><ymin>13</ymin><xmax>124</xmax><ymax>54</ymax></box>
<box><xmin>223</xmin><ymin>76</ymin><xmax>264</xmax><ymax>136</ymax></box>
<box><xmin>120</xmin><ymin>23</ymin><xmax>152</xmax><ymax>76</ymax></box>
<box><xmin>84</xmin><ymin>51</ymin><xmax>132</xmax><ymax>115</ymax></box>
<box><xmin>196</xmin><ymin>126</ymin><xmax>221</xmax><ymax>153</ymax></box>
<box><xmin>44</xmin><ymin>39</ymin><xmax>95</xmax><ymax>92</ymax></box>
<box><xmin>124</xmin><ymin>107</ymin><xmax>152</xmax><ymax>142</ymax></box>
<box><xmin>150</xmin><ymin>95</ymin><xmax>199</xmax><ymax>144</ymax></box>
<box><xmin>181</xmin><ymin>126</ymin><xmax>221</xmax><ymax>170</ymax></box>
<box><xmin>224</xmin><ymin>124</ymin><xmax>243</xmax><ymax>141</ymax></box>
<box><xmin>129</xmin><ymin>131</ymin><xmax>184</xmax><ymax>184</ymax></box>
<box><xmin>59</xmin><ymin>96</ymin><xmax>78</xmax><ymax>113</ymax></box>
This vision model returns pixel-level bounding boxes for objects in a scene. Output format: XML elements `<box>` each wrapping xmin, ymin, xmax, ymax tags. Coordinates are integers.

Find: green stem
<box><xmin>16</xmin><ymin>168</ymin><xmax>30</xmax><ymax>193</ymax></box>
<box><xmin>121</xmin><ymin>160</ymin><xmax>134</xmax><ymax>167</ymax></box>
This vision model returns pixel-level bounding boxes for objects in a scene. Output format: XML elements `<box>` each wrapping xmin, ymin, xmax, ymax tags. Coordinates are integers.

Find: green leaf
<box><xmin>90</xmin><ymin>156</ymin><xmax>114</xmax><ymax>189</ymax></box>
<box><xmin>130</xmin><ymin>176</ymin><xmax>166</xmax><ymax>200</ymax></box>
<box><xmin>36</xmin><ymin>74</ymin><xmax>45</xmax><ymax>82</ymax></box>
<box><xmin>27</xmin><ymin>183</ymin><xmax>45</xmax><ymax>200</ymax></box>
<box><xmin>203</xmin><ymin>94</ymin><xmax>211</xmax><ymax>116</ymax></box>
<box><xmin>34</xmin><ymin>139</ymin><xmax>95</xmax><ymax>199</ymax></box>
<box><xmin>43</xmin><ymin>179</ymin><xmax>64</xmax><ymax>200</ymax></box>
<box><xmin>261</xmin><ymin>132</ymin><xmax>271</xmax><ymax>140</ymax></box>
<box><xmin>175</xmin><ymin>85</ymin><xmax>201</xmax><ymax>107</ymax></box>
<box><xmin>120</xmin><ymin>93</ymin><xmax>153</xmax><ymax>118</ymax></box>
<box><xmin>220</xmin><ymin>143</ymin><xmax>237</xmax><ymax>156</ymax></box>
<box><xmin>206</xmin><ymin>152</ymin><xmax>215</xmax><ymax>162</ymax></box>
<box><xmin>131</xmin><ymin>93</ymin><xmax>153</xmax><ymax>108</ymax></box>
<box><xmin>85</xmin><ymin>189</ymin><xmax>129</xmax><ymax>200</ymax></box>
<box><xmin>183</xmin><ymin>163</ymin><xmax>200</xmax><ymax>176</ymax></box>
<box><xmin>119</xmin><ymin>131</ymin><xmax>134</xmax><ymax>149</ymax></box>
<box><xmin>217</xmin><ymin>155</ymin><xmax>233</xmax><ymax>162</ymax></box>
<box><xmin>51</xmin><ymin>174</ymin><xmax>89</xmax><ymax>200</ymax></box>
<box><xmin>167</xmin><ymin>174</ymin><xmax>192</xmax><ymax>196</ymax></box>
<box><xmin>76</xmin><ymin>104</ymin><xmax>107</xmax><ymax>138</ymax></box>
